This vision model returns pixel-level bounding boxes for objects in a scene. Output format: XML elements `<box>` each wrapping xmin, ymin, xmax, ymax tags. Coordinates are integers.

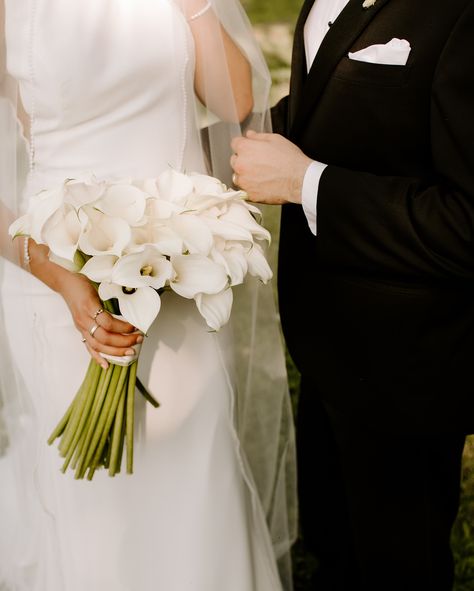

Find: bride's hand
<box><xmin>28</xmin><ymin>241</ymin><xmax>142</xmax><ymax>369</ymax></box>
<box><xmin>59</xmin><ymin>273</ymin><xmax>142</xmax><ymax>369</ymax></box>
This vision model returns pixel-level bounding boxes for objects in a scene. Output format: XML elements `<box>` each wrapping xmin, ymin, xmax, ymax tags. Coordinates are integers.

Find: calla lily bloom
<box><xmin>189</xmin><ymin>172</ymin><xmax>227</xmax><ymax>196</ymax></box>
<box><xmin>219</xmin><ymin>203</ymin><xmax>271</xmax><ymax>243</ymax></box>
<box><xmin>245</xmin><ymin>243</ymin><xmax>273</xmax><ymax>284</ymax></box>
<box><xmin>98</xmin><ymin>282</ymin><xmax>161</xmax><ymax>334</ymax></box>
<box><xmin>64</xmin><ymin>177</ymin><xmax>105</xmax><ymax>210</ymax></box>
<box><xmin>195</xmin><ymin>288</ymin><xmax>233</xmax><ymax>331</ymax></box>
<box><xmin>112</xmin><ymin>246</ymin><xmax>174</xmax><ymax>290</ymax></box>
<box><xmin>169</xmin><ymin>214</ymin><xmax>214</xmax><ymax>255</ymax></box>
<box><xmin>79</xmin><ymin>207</ymin><xmax>131</xmax><ymax>257</ymax></box>
<box><xmin>128</xmin><ymin>224</ymin><xmax>183</xmax><ymax>256</ymax></box>
<box><xmin>170</xmin><ymin>254</ymin><xmax>229</xmax><ymax>299</ymax></box>
<box><xmin>201</xmin><ymin>214</ymin><xmax>254</xmax><ymax>243</ymax></box>
<box><xmin>210</xmin><ymin>241</ymin><xmax>248</xmax><ymax>286</ymax></box>
<box><xmin>27</xmin><ymin>186</ymin><xmax>65</xmax><ymax>243</ymax></box>
<box><xmin>8</xmin><ymin>213</ymin><xmax>31</xmax><ymax>239</ymax></box>
<box><xmin>96</xmin><ymin>184</ymin><xmax>147</xmax><ymax>226</ymax></box>
<box><xmin>81</xmin><ymin>255</ymin><xmax>118</xmax><ymax>283</ymax></box>
<box><xmin>157</xmin><ymin>169</ymin><xmax>193</xmax><ymax>205</ymax></box>
<box><xmin>43</xmin><ymin>205</ymin><xmax>82</xmax><ymax>261</ymax></box>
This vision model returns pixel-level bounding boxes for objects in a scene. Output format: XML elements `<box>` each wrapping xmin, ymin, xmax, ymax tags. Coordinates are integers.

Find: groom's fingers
<box><xmin>230</xmin><ymin>132</ymin><xmax>311</xmax><ymax>205</ymax></box>
<box><xmin>245</xmin><ymin>130</ymin><xmax>275</xmax><ymax>141</ymax></box>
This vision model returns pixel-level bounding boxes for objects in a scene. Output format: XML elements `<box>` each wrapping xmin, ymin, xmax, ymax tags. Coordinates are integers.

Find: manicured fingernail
<box><xmin>125</xmin><ymin>348</ymin><xmax>135</xmax><ymax>356</ymax></box>
<box><xmin>101</xmin><ymin>361</ymin><xmax>109</xmax><ymax>370</ymax></box>
<box><xmin>136</xmin><ymin>335</ymin><xmax>144</xmax><ymax>344</ymax></box>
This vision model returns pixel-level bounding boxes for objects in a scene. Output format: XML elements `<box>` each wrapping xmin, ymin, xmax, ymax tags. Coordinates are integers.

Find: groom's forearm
<box><xmin>315</xmin><ymin>165</ymin><xmax>474</xmax><ymax>283</ymax></box>
<box><xmin>270</xmin><ymin>96</ymin><xmax>289</xmax><ymax>136</ymax></box>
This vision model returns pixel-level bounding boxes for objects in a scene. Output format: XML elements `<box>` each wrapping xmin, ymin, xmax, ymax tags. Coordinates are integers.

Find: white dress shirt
<box><xmin>301</xmin><ymin>0</ymin><xmax>350</xmax><ymax>234</ymax></box>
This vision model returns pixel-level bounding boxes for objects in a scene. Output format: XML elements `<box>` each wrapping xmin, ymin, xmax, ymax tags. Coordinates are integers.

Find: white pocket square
<box><xmin>348</xmin><ymin>38</ymin><xmax>411</xmax><ymax>66</ymax></box>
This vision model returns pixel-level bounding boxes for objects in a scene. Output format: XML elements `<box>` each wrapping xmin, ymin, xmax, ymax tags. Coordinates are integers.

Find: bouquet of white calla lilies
<box><xmin>9</xmin><ymin>169</ymin><xmax>273</xmax><ymax>479</ymax></box>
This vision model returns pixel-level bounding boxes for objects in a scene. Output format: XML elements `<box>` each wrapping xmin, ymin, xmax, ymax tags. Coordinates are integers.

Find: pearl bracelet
<box><xmin>23</xmin><ymin>236</ymin><xmax>31</xmax><ymax>268</ymax></box>
<box><xmin>189</xmin><ymin>1</ymin><xmax>211</xmax><ymax>21</ymax></box>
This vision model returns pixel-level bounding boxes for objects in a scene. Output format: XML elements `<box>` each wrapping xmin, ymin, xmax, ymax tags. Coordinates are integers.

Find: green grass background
<box><xmin>243</xmin><ymin>1</ymin><xmax>474</xmax><ymax>589</ymax></box>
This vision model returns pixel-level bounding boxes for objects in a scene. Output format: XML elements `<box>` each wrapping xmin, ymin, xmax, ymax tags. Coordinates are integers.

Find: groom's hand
<box><xmin>230</xmin><ymin>130</ymin><xmax>313</xmax><ymax>204</ymax></box>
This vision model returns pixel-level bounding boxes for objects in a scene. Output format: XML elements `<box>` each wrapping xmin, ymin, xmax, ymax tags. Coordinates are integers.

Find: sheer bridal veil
<box><xmin>0</xmin><ymin>0</ymin><xmax>297</xmax><ymax>587</ymax></box>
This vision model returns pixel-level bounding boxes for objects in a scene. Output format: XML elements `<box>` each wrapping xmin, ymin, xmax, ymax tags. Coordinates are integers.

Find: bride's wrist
<box><xmin>28</xmin><ymin>240</ymin><xmax>71</xmax><ymax>294</ymax></box>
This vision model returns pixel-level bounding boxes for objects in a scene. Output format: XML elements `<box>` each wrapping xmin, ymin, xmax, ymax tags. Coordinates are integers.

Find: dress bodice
<box><xmin>4</xmin><ymin>0</ymin><xmax>204</xmax><ymax>193</ymax></box>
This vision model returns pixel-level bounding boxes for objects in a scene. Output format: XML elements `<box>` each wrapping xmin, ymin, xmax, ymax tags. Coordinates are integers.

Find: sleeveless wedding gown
<box><xmin>0</xmin><ymin>1</ymin><xmax>285</xmax><ymax>589</ymax></box>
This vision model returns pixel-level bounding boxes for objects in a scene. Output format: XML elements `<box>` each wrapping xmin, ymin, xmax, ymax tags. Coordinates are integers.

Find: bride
<box><xmin>0</xmin><ymin>1</ymin><xmax>296</xmax><ymax>590</ymax></box>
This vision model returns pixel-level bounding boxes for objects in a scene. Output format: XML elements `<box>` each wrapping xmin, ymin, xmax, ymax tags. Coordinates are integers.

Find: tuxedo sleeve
<box><xmin>270</xmin><ymin>96</ymin><xmax>289</xmax><ymax>136</ymax></box>
<box><xmin>315</xmin><ymin>1</ymin><xmax>474</xmax><ymax>283</ymax></box>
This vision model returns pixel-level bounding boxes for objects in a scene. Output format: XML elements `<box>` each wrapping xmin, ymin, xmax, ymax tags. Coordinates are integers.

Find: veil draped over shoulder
<box><xmin>0</xmin><ymin>0</ymin><xmax>297</xmax><ymax>587</ymax></box>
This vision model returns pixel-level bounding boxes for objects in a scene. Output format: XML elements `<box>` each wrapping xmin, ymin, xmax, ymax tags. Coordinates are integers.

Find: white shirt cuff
<box><xmin>301</xmin><ymin>161</ymin><xmax>327</xmax><ymax>236</ymax></box>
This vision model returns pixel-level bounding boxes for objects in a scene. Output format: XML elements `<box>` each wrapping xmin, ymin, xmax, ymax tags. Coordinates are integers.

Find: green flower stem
<box><xmin>108</xmin><ymin>376</ymin><xmax>127</xmax><ymax>477</ymax></box>
<box><xmin>104</xmin><ymin>432</ymin><xmax>112</xmax><ymax>470</ymax></box>
<box><xmin>126</xmin><ymin>361</ymin><xmax>137</xmax><ymax>474</ymax></box>
<box><xmin>115</xmin><ymin>406</ymin><xmax>126</xmax><ymax>475</ymax></box>
<box><xmin>70</xmin><ymin>366</ymin><xmax>108</xmax><ymax>471</ymax></box>
<box><xmin>86</xmin><ymin>365</ymin><xmax>129</xmax><ymax>480</ymax></box>
<box><xmin>58</xmin><ymin>361</ymin><xmax>100</xmax><ymax>457</ymax></box>
<box><xmin>136</xmin><ymin>377</ymin><xmax>160</xmax><ymax>409</ymax></box>
<box><xmin>75</xmin><ymin>364</ymin><xmax>117</xmax><ymax>479</ymax></box>
<box><xmin>60</xmin><ymin>362</ymin><xmax>103</xmax><ymax>473</ymax></box>
<box><xmin>47</xmin><ymin>399</ymin><xmax>75</xmax><ymax>445</ymax></box>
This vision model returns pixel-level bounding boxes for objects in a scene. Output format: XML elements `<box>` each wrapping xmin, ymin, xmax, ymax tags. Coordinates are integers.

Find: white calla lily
<box><xmin>189</xmin><ymin>173</ymin><xmax>227</xmax><ymax>196</ymax></box>
<box><xmin>157</xmin><ymin>169</ymin><xmax>193</xmax><ymax>205</ymax></box>
<box><xmin>185</xmin><ymin>190</ymin><xmax>245</xmax><ymax>213</ymax></box>
<box><xmin>169</xmin><ymin>214</ymin><xmax>214</xmax><ymax>255</ymax></box>
<box><xmin>128</xmin><ymin>224</ymin><xmax>183</xmax><ymax>256</ymax></box>
<box><xmin>242</xmin><ymin>200</ymin><xmax>263</xmax><ymax>217</ymax></box>
<box><xmin>98</xmin><ymin>282</ymin><xmax>161</xmax><ymax>334</ymax></box>
<box><xmin>219</xmin><ymin>203</ymin><xmax>271</xmax><ymax>243</ymax></box>
<box><xmin>170</xmin><ymin>254</ymin><xmax>229</xmax><ymax>299</ymax></box>
<box><xmin>79</xmin><ymin>207</ymin><xmax>131</xmax><ymax>257</ymax></box>
<box><xmin>96</xmin><ymin>184</ymin><xmax>147</xmax><ymax>225</ymax></box>
<box><xmin>112</xmin><ymin>246</ymin><xmax>174</xmax><ymax>289</ymax></box>
<box><xmin>28</xmin><ymin>186</ymin><xmax>65</xmax><ymax>243</ymax></box>
<box><xmin>64</xmin><ymin>178</ymin><xmax>105</xmax><ymax>210</ymax></box>
<box><xmin>141</xmin><ymin>178</ymin><xmax>160</xmax><ymax>198</ymax></box>
<box><xmin>42</xmin><ymin>205</ymin><xmax>82</xmax><ymax>261</ymax></box>
<box><xmin>146</xmin><ymin>197</ymin><xmax>183</xmax><ymax>220</ymax></box>
<box><xmin>8</xmin><ymin>213</ymin><xmax>31</xmax><ymax>238</ymax></box>
<box><xmin>245</xmin><ymin>243</ymin><xmax>273</xmax><ymax>284</ymax></box>
<box><xmin>202</xmin><ymin>214</ymin><xmax>254</xmax><ymax>243</ymax></box>
<box><xmin>213</xmin><ymin>243</ymin><xmax>248</xmax><ymax>286</ymax></box>
<box><xmin>195</xmin><ymin>288</ymin><xmax>233</xmax><ymax>331</ymax></box>
<box><xmin>81</xmin><ymin>255</ymin><xmax>118</xmax><ymax>283</ymax></box>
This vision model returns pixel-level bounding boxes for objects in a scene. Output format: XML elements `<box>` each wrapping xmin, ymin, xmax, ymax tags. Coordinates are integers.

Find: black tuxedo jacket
<box><xmin>273</xmin><ymin>0</ymin><xmax>474</xmax><ymax>432</ymax></box>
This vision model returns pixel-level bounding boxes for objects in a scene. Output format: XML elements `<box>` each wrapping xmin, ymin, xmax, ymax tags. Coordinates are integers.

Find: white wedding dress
<box><xmin>0</xmin><ymin>1</ymin><xmax>288</xmax><ymax>590</ymax></box>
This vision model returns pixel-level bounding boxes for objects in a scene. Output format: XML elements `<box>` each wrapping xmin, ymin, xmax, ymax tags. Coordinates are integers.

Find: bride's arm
<box><xmin>184</xmin><ymin>1</ymin><xmax>253</xmax><ymax>122</ymax></box>
<box><xmin>27</xmin><ymin>240</ymin><xmax>142</xmax><ymax>368</ymax></box>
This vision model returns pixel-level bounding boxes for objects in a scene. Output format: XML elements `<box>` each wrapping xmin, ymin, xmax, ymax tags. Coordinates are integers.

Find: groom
<box><xmin>231</xmin><ymin>0</ymin><xmax>474</xmax><ymax>589</ymax></box>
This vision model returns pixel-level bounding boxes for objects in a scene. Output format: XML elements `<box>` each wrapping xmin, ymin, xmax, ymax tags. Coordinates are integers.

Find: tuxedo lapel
<box><xmin>287</xmin><ymin>0</ymin><xmax>316</xmax><ymax>130</ymax></box>
<box><xmin>289</xmin><ymin>0</ymin><xmax>392</xmax><ymax>138</ymax></box>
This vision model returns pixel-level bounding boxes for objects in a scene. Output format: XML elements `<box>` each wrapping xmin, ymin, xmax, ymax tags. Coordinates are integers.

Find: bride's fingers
<box><xmin>85</xmin><ymin>334</ymin><xmax>138</xmax><ymax>358</ymax></box>
<box><xmin>79</xmin><ymin>312</ymin><xmax>141</xmax><ymax>345</ymax></box>
<box><xmin>88</xmin><ymin>325</ymin><xmax>142</xmax><ymax>349</ymax></box>
<box><xmin>84</xmin><ymin>341</ymin><xmax>109</xmax><ymax>370</ymax></box>
<box><xmin>97</xmin><ymin>312</ymin><xmax>136</xmax><ymax>334</ymax></box>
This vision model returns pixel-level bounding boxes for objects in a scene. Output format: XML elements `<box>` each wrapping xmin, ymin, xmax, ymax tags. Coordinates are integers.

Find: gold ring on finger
<box><xmin>93</xmin><ymin>307</ymin><xmax>104</xmax><ymax>320</ymax></box>
<box><xmin>81</xmin><ymin>337</ymin><xmax>86</xmax><ymax>343</ymax></box>
<box><xmin>89</xmin><ymin>322</ymin><xmax>100</xmax><ymax>337</ymax></box>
